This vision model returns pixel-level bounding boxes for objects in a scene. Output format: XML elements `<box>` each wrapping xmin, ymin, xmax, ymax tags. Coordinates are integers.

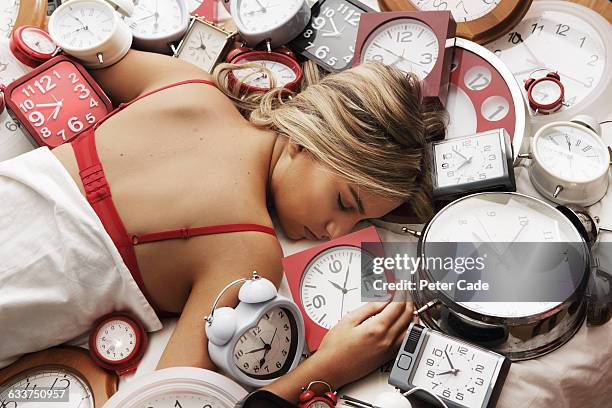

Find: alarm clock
<box><xmin>389</xmin><ymin>324</ymin><xmax>511</xmax><ymax>408</ymax></box>
<box><xmin>4</xmin><ymin>55</ymin><xmax>113</xmax><ymax>148</ymax></box>
<box><xmin>0</xmin><ymin>346</ymin><xmax>117</xmax><ymax>407</ymax></box>
<box><xmin>204</xmin><ymin>271</ymin><xmax>305</xmax><ymax>387</ymax></box>
<box><xmin>48</xmin><ymin>0</ymin><xmax>133</xmax><ymax>68</ymax></box>
<box><xmin>0</xmin><ymin>36</ymin><xmax>36</xmax><ymax>161</ymax></box>
<box><xmin>173</xmin><ymin>16</ymin><xmax>237</xmax><ymax>73</ymax></box>
<box><xmin>9</xmin><ymin>25</ymin><xmax>58</xmax><ymax>68</ymax></box>
<box><xmin>127</xmin><ymin>0</ymin><xmax>191</xmax><ymax>55</ymax></box>
<box><xmin>88</xmin><ymin>312</ymin><xmax>147</xmax><ymax>375</ymax></box>
<box><xmin>352</xmin><ymin>11</ymin><xmax>456</xmax><ymax>107</ymax></box>
<box><xmin>486</xmin><ymin>1</ymin><xmax>612</xmax><ymax>126</ymax></box>
<box><xmin>378</xmin><ymin>0</ymin><xmax>532</xmax><ymax>45</ymax></box>
<box><xmin>0</xmin><ymin>0</ymin><xmax>47</xmax><ymax>38</ymax></box>
<box><xmin>412</xmin><ymin>192</ymin><xmax>590</xmax><ymax>360</ymax></box>
<box><xmin>525</xmin><ymin>115</ymin><xmax>610</xmax><ymax>206</ymax></box>
<box><xmin>431</xmin><ymin>128</ymin><xmax>516</xmax><ymax>201</ymax></box>
<box><xmin>230</xmin><ymin>0</ymin><xmax>311</xmax><ymax>49</ymax></box>
<box><xmin>524</xmin><ymin>71</ymin><xmax>565</xmax><ymax>115</ymax></box>
<box><xmin>103</xmin><ymin>366</ymin><xmax>247</xmax><ymax>407</ymax></box>
<box><xmin>284</xmin><ymin>226</ymin><xmax>390</xmax><ymax>352</ymax></box>
<box><xmin>226</xmin><ymin>48</ymin><xmax>303</xmax><ymax>92</ymax></box>
<box><xmin>289</xmin><ymin>0</ymin><xmax>375</xmax><ymax>72</ymax></box>
<box><xmin>299</xmin><ymin>381</ymin><xmax>338</xmax><ymax>408</ymax></box>
<box><xmin>189</xmin><ymin>0</ymin><xmax>220</xmax><ymax>23</ymax></box>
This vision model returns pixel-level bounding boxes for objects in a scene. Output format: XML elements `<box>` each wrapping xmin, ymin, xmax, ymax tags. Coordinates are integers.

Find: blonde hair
<box><xmin>213</xmin><ymin>60</ymin><xmax>447</xmax><ymax>222</ymax></box>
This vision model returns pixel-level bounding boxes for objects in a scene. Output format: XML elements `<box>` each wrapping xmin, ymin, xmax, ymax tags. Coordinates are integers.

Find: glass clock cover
<box><xmin>49</xmin><ymin>0</ymin><xmax>116</xmax><ymax>51</ymax></box>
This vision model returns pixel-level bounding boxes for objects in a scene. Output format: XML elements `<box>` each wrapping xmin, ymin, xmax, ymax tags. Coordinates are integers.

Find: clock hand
<box><xmin>437</xmin><ymin>369</ymin><xmax>460</xmax><ymax>376</ymax></box>
<box><xmin>245</xmin><ymin>346</ymin><xmax>267</xmax><ymax>354</ymax></box>
<box><xmin>328</xmin><ymin>280</ymin><xmax>346</xmax><ymax>293</ymax></box>
<box><xmin>565</xmin><ymin>133</ymin><xmax>572</xmax><ymax>151</ymax></box>
<box><xmin>452</xmin><ymin>146</ymin><xmax>469</xmax><ymax>161</ymax></box>
<box><xmin>260</xmin><ymin>328</ymin><xmax>276</xmax><ymax>366</ymax></box>
<box><xmin>455</xmin><ymin>156</ymin><xmax>473</xmax><ymax>171</ymax></box>
<box><xmin>136</xmin><ymin>13</ymin><xmax>157</xmax><ymax>22</ymax></box>
<box><xmin>372</xmin><ymin>43</ymin><xmax>425</xmax><ymax>68</ymax></box>
<box><xmin>253</xmin><ymin>0</ymin><xmax>266</xmax><ymax>12</ymax></box>
<box><xmin>328</xmin><ymin>17</ymin><xmax>341</xmax><ymax>36</ymax></box>
<box><xmin>444</xmin><ymin>350</ymin><xmax>456</xmax><ymax>371</ymax></box>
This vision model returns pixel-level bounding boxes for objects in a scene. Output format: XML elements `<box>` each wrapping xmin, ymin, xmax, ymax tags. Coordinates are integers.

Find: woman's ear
<box><xmin>288</xmin><ymin>142</ymin><xmax>304</xmax><ymax>158</ymax></box>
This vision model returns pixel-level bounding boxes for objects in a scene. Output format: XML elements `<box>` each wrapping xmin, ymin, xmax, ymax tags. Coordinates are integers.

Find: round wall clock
<box><xmin>0</xmin><ymin>346</ymin><xmax>118</xmax><ymax>407</ymax></box>
<box><xmin>103</xmin><ymin>367</ymin><xmax>247</xmax><ymax>408</ymax></box>
<box><xmin>485</xmin><ymin>1</ymin><xmax>612</xmax><ymax>126</ymax></box>
<box><xmin>377</xmin><ymin>0</ymin><xmax>532</xmax><ymax>44</ymax></box>
<box><xmin>284</xmin><ymin>226</ymin><xmax>391</xmax><ymax>352</ymax></box>
<box><xmin>1</xmin><ymin>0</ymin><xmax>47</xmax><ymax>38</ymax></box>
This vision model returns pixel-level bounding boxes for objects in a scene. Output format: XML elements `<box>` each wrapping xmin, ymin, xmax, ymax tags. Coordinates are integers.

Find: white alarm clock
<box><xmin>103</xmin><ymin>367</ymin><xmax>247</xmax><ymax>408</ymax></box>
<box><xmin>230</xmin><ymin>0</ymin><xmax>311</xmax><ymax>49</ymax></box>
<box><xmin>48</xmin><ymin>0</ymin><xmax>133</xmax><ymax>68</ymax></box>
<box><xmin>127</xmin><ymin>0</ymin><xmax>190</xmax><ymax>54</ymax></box>
<box><xmin>524</xmin><ymin>115</ymin><xmax>610</xmax><ymax>206</ymax></box>
<box><xmin>204</xmin><ymin>271</ymin><xmax>305</xmax><ymax>387</ymax></box>
<box><xmin>486</xmin><ymin>1</ymin><xmax>612</xmax><ymax>125</ymax></box>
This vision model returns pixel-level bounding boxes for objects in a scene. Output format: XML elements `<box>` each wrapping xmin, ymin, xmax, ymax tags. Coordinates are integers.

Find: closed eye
<box><xmin>337</xmin><ymin>193</ymin><xmax>350</xmax><ymax>212</ymax></box>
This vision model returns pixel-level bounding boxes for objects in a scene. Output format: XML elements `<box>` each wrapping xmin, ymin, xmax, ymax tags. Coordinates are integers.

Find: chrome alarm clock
<box><xmin>204</xmin><ymin>271</ymin><xmax>305</xmax><ymax>387</ymax></box>
<box><xmin>412</xmin><ymin>192</ymin><xmax>590</xmax><ymax>361</ymax></box>
<box><xmin>127</xmin><ymin>0</ymin><xmax>190</xmax><ymax>54</ymax></box>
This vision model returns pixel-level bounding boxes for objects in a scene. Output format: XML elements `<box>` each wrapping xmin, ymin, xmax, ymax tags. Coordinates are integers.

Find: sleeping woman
<box><xmin>0</xmin><ymin>50</ymin><xmax>444</xmax><ymax>404</ymax></box>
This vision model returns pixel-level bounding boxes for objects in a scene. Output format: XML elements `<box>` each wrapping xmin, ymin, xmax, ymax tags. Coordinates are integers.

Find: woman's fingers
<box><xmin>364</xmin><ymin>300</ymin><xmax>408</xmax><ymax>329</ymax></box>
<box><xmin>388</xmin><ymin>302</ymin><xmax>415</xmax><ymax>338</ymax></box>
<box><xmin>346</xmin><ymin>301</ymin><xmax>389</xmax><ymax>326</ymax></box>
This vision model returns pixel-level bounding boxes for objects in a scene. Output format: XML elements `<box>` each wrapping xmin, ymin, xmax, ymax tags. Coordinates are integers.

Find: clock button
<box><xmin>397</xmin><ymin>354</ymin><xmax>412</xmax><ymax>370</ymax></box>
<box><xmin>404</xmin><ymin>325</ymin><xmax>423</xmax><ymax>353</ymax></box>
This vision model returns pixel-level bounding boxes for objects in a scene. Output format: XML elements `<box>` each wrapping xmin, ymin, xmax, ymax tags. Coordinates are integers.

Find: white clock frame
<box><xmin>129</xmin><ymin>0</ymin><xmax>191</xmax><ymax>55</ymax></box>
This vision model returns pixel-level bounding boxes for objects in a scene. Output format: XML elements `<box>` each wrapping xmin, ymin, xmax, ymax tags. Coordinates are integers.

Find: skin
<box><xmin>50</xmin><ymin>50</ymin><xmax>414</xmax><ymax>402</ymax></box>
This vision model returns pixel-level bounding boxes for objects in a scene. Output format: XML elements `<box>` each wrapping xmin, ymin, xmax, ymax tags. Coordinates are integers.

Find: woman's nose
<box><xmin>325</xmin><ymin>217</ymin><xmax>355</xmax><ymax>240</ymax></box>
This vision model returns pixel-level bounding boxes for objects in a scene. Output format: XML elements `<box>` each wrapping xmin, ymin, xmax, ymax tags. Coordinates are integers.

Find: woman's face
<box><xmin>270</xmin><ymin>143</ymin><xmax>402</xmax><ymax>240</ymax></box>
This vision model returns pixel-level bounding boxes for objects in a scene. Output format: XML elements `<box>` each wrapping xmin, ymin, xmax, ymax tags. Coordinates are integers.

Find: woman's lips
<box><xmin>304</xmin><ymin>226</ymin><xmax>319</xmax><ymax>240</ymax></box>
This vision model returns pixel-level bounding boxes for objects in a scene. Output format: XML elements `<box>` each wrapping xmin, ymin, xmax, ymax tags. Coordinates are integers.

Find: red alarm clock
<box><xmin>4</xmin><ymin>55</ymin><xmax>112</xmax><ymax>148</ymax></box>
<box><xmin>524</xmin><ymin>71</ymin><xmax>565</xmax><ymax>115</ymax></box>
<box><xmin>226</xmin><ymin>47</ymin><xmax>303</xmax><ymax>93</ymax></box>
<box><xmin>299</xmin><ymin>381</ymin><xmax>337</xmax><ymax>408</ymax></box>
<box><xmin>89</xmin><ymin>312</ymin><xmax>148</xmax><ymax>376</ymax></box>
<box><xmin>283</xmin><ymin>226</ymin><xmax>392</xmax><ymax>352</ymax></box>
<box><xmin>10</xmin><ymin>25</ymin><xmax>58</xmax><ymax>68</ymax></box>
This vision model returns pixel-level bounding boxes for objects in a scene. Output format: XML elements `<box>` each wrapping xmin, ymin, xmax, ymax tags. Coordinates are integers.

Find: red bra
<box><xmin>70</xmin><ymin>80</ymin><xmax>276</xmax><ymax>317</ymax></box>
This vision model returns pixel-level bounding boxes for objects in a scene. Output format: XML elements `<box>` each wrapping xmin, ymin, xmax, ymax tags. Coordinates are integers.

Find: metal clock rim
<box><xmin>229</xmin><ymin>50</ymin><xmax>303</xmax><ymax>92</ymax></box>
<box><xmin>417</xmin><ymin>191</ymin><xmax>590</xmax><ymax>325</ymax></box>
<box><xmin>129</xmin><ymin>0</ymin><xmax>190</xmax><ymax>41</ymax></box>
<box><xmin>173</xmin><ymin>16</ymin><xmax>236</xmax><ymax>70</ymax></box>
<box><xmin>531</xmin><ymin>120</ymin><xmax>610</xmax><ymax>185</ymax></box>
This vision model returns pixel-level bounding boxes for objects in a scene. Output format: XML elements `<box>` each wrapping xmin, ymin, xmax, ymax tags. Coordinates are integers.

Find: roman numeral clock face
<box><xmin>138</xmin><ymin>395</ymin><xmax>228</xmax><ymax>407</ymax></box>
<box><xmin>361</xmin><ymin>19</ymin><xmax>439</xmax><ymax>80</ymax></box>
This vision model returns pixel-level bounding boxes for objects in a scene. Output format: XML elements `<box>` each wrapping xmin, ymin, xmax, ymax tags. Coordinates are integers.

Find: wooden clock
<box><xmin>377</xmin><ymin>0</ymin><xmax>532</xmax><ymax>45</ymax></box>
<box><xmin>1</xmin><ymin>0</ymin><xmax>47</xmax><ymax>38</ymax></box>
<box><xmin>283</xmin><ymin>226</ymin><xmax>391</xmax><ymax>352</ymax></box>
<box><xmin>352</xmin><ymin>11</ymin><xmax>456</xmax><ymax>107</ymax></box>
<box><xmin>0</xmin><ymin>346</ymin><xmax>118</xmax><ymax>407</ymax></box>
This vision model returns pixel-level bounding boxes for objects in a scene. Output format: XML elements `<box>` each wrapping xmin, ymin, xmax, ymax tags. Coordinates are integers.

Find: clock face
<box><xmin>177</xmin><ymin>21</ymin><xmax>229</xmax><ymax>73</ymax></box>
<box><xmin>534</xmin><ymin>125</ymin><xmax>608</xmax><ymax>183</ymax></box>
<box><xmin>434</xmin><ymin>130</ymin><xmax>505</xmax><ymax>189</ymax></box>
<box><xmin>411</xmin><ymin>0</ymin><xmax>501</xmax><ymax>23</ymax></box>
<box><xmin>128</xmin><ymin>0</ymin><xmax>185</xmax><ymax>38</ymax></box>
<box><xmin>423</xmin><ymin>193</ymin><xmax>583</xmax><ymax>318</ymax></box>
<box><xmin>0</xmin><ymin>0</ymin><xmax>19</xmax><ymax>38</ymax></box>
<box><xmin>0</xmin><ymin>367</ymin><xmax>94</xmax><ymax>408</ymax></box>
<box><xmin>361</xmin><ymin>18</ymin><xmax>439</xmax><ymax>80</ymax></box>
<box><xmin>486</xmin><ymin>8</ymin><xmax>606</xmax><ymax>113</ymax></box>
<box><xmin>530</xmin><ymin>78</ymin><xmax>563</xmax><ymax>107</ymax></box>
<box><xmin>51</xmin><ymin>1</ymin><xmax>115</xmax><ymax>50</ymax></box>
<box><xmin>300</xmin><ymin>246</ymin><xmax>383</xmax><ymax>329</ymax></box>
<box><xmin>291</xmin><ymin>0</ymin><xmax>370</xmax><ymax>72</ymax></box>
<box><xmin>236</xmin><ymin>0</ymin><xmax>303</xmax><ymax>33</ymax></box>
<box><xmin>138</xmin><ymin>393</ymin><xmax>230</xmax><ymax>407</ymax></box>
<box><xmin>233</xmin><ymin>306</ymin><xmax>298</xmax><ymax>380</ymax></box>
<box><xmin>411</xmin><ymin>335</ymin><xmax>501</xmax><ymax>407</ymax></box>
<box><xmin>21</xmin><ymin>27</ymin><xmax>57</xmax><ymax>56</ymax></box>
<box><xmin>233</xmin><ymin>58</ymin><xmax>297</xmax><ymax>89</ymax></box>
<box><xmin>94</xmin><ymin>319</ymin><xmax>138</xmax><ymax>363</ymax></box>
<box><xmin>8</xmin><ymin>60</ymin><xmax>110</xmax><ymax>147</ymax></box>
<box><xmin>309</xmin><ymin>402</ymin><xmax>333</xmax><ymax>408</ymax></box>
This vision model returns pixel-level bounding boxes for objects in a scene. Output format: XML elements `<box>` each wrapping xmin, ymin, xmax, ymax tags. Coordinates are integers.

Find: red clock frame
<box><xmin>4</xmin><ymin>55</ymin><xmax>112</xmax><ymax>148</ymax></box>
<box><xmin>283</xmin><ymin>226</ymin><xmax>392</xmax><ymax>352</ymax></box>
<box><xmin>88</xmin><ymin>312</ymin><xmax>148</xmax><ymax>376</ymax></box>
<box><xmin>352</xmin><ymin>11</ymin><xmax>457</xmax><ymax>107</ymax></box>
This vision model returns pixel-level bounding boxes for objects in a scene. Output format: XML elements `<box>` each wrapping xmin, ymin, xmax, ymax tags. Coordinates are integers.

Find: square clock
<box><xmin>431</xmin><ymin>128</ymin><xmax>516</xmax><ymax>201</ymax></box>
<box><xmin>290</xmin><ymin>0</ymin><xmax>375</xmax><ymax>72</ymax></box>
<box><xmin>389</xmin><ymin>324</ymin><xmax>511</xmax><ymax>408</ymax></box>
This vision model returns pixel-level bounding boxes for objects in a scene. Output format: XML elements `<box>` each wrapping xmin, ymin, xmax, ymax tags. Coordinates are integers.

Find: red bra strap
<box><xmin>132</xmin><ymin>224</ymin><xmax>276</xmax><ymax>245</ymax></box>
<box><xmin>94</xmin><ymin>79</ymin><xmax>217</xmax><ymax>130</ymax></box>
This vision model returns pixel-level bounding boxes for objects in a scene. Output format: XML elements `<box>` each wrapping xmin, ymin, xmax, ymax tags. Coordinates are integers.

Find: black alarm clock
<box><xmin>290</xmin><ymin>0</ymin><xmax>374</xmax><ymax>72</ymax></box>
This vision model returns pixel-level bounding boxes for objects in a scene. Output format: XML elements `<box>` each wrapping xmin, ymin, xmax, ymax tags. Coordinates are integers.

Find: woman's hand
<box><xmin>314</xmin><ymin>301</ymin><xmax>415</xmax><ymax>388</ymax></box>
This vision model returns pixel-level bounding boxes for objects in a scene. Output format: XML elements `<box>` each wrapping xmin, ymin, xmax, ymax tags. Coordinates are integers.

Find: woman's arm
<box><xmin>88</xmin><ymin>50</ymin><xmax>213</xmax><ymax>105</ymax></box>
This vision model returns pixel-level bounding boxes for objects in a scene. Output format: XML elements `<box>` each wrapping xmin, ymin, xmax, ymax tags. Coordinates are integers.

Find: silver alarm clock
<box><xmin>412</xmin><ymin>192</ymin><xmax>590</xmax><ymax>361</ymax></box>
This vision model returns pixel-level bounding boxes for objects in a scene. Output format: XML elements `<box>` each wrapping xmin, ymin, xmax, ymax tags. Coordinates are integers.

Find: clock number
<box><xmin>322</xmin><ymin>7</ymin><xmax>334</xmax><ymax>18</ymax></box>
<box><xmin>578</xmin><ymin>36</ymin><xmax>587</xmax><ymax>48</ymax></box>
<box><xmin>543</xmin><ymin>231</ymin><xmax>555</xmax><ymax>241</ymax></box>
<box><xmin>313</xmin><ymin>294</ymin><xmax>326</xmax><ymax>308</ymax></box>
<box><xmin>74</xmin><ymin>83</ymin><xmax>91</xmax><ymax>100</ymax></box>
<box><xmin>555</xmin><ymin>24</ymin><xmax>570</xmax><ymax>37</ymax></box>
<box><xmin>396</xmin><ymin>31</ymin><xmax>412</xmax><ymax>43</ymax></box>
<box><xmin>344</xmin><ymin>46</ymin><xmax>355</xmax><ymax>63</ymax></box>
<box><xmin>475</xmin><ymin>377</ymin><xmax>485</xmax><ymax>386</ymax></box>
<box><xmin>420</xmin><ymin>53</ymin><xmax>433</xmax><ymax>64</ymax></box>
<box><xmin>34</xmin><ymin>76</ymin><xmax>57</xmax><ymax>95</ymax></box>
<box><xmin>68</xmin><ymin>117</ymin><xmax>84</xmax><ymax>133</ymax></box>
<box><xmin>328</xmin><ymin>57</ymin><xmax>338</xmax><ymax>67</ymax></box>
<box><xmin>584</xmin><ymin>77</ymin><xmax>594</xmax><ymax>88</ymax></box>
<box><xmin>426</xmin><ymin>358</ymin><xmax>434</xmax><ymax>366</ymax></box>
<box><xmin>86</xmin><ymin>113</ymin><xmax>96</xmax><ymax>124</ymax></box>
<box><xmin>345</xmin><ymin>11</ymin><xmax>360</xmax><ymax>26</ymax></box>
<box><xmin>441</xmin><ymin>163</ymin><xmax>449</xmax><ymax>169</ymax></box>
<box><xmin>432</xmin><ymin>0</ymin><xmax>448</xmax><ymax>10</ymax></box>
<box><xmin>21</xmin><ymin>85</ymin><xmax>36</xmax><ymax>98</ymax></box>
<box><xmin>587</xmin><ymin>55</ymin><xmax>599</xmax><ymax>67</ymax></box>
<box><xmin>531</xmin><ymin>23</ymin><xmax>544</xmax><ymax>35</ymax></box>
<box><xmin>303</xmin><ymin>29</ymin><xmax>314</xmax><ymax>38</ymax></box>
<box><xmin>5</xmin><ymin>120</ymin><xmax>20</xmax><ymax>132</ymax></box>
<box><xmin>456</xmin><ymin>393</ymin><xmax>465</xmax><ymax>401</ymax></box>
<box><xmin>507</xmin><ymin>32</ymin><xmax>523</xmax><ymax>45</ymax></box>
<box><xmin>427</xmin><ymin>370</ymin><xmax>435</xmax><ymax>378</ymax></box>
<box><xmin>41</xmin><ymin>127</ymin><xmax>51</xmax><ymax>139</ymax></box>
<box><xmin>90</xmin><ymin>98</ymin><xmax>100</xmax><ymax>108</ymax></box>
<box><xmin>329</xmin><ymin>259</ymin><xmax>342</xmax><ymax>273</ymax></box>
<box><xmin>432</xmin><ymin>348</ymin><xmax>443</xmax><ymax>357</ymax></box>
<box><xmin>315</xmin><ymin>46</ymin><xmax>330</xmax><ymax>59</ymax></box>
<box><xmin>52</xmin><ymin>70</ymin><xmax>62</xmax><ymax>79</ymax></box>
<box><xmin>311</xmin><ymin>16</ymin><xmax>325</xmax><ymax>30</ymax></box>
<box><xmin>276</xmin><ymin>361</ymin><xmax>282</xmax><ymax>369</ymax></box>
<box><xmin>69</xmin><ymin>72</ymin><xmax>80</xmax><ymax>84</ymax></box>
<box><xmin>442</xmin><ymin>389</ymin><xmax>451</xmax><ymax>398</ymax></box>
<box><xmin>29</xmin><ymin>111</ymin><xmax>45</xmax><ymax>127</ymax></box>
<box><xmin>475</xmin><ymin>364</ymin><xmax>485</xmax><ymax>373</ymax></box>
<box><xmin>19</xmin><ymin>99</ymin><xmax>34</xmax><ymax>113</ymax></box>
<box><xmin>458</xmin><ymin>346</ymin><xmax>468</xmax><ymax>355</ymax></box>
<box><xmin>174</xmin><ymin>401</ymin><xmax>183</xmax><ymax>408</ymax></box>
<box><xmin>467</xmin><ymin>387</ymin><xmax>476</xmax><ymax>394</ymax></box>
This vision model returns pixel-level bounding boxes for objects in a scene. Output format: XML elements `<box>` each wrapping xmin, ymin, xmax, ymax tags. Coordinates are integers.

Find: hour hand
<box><xmin>245</xmin><ymin>346</ymin><xmax>267</xmax><ymax>354</ymax></box>
<box><xmin>328</xmin><ymin>280</ymin><xmax>346</xmax><ymax>292</ymax></box>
